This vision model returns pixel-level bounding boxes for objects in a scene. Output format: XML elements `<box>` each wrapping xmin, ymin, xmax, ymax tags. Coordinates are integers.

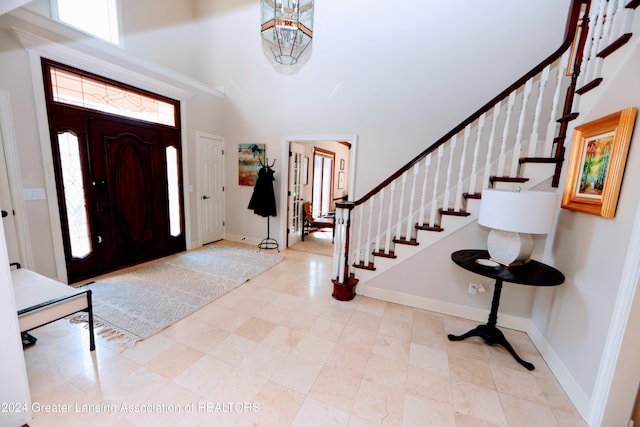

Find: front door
<box><xmin>43</xmin><ymin>60</ymin><xmax>185</xmax><ymax>283</ymax></box>
<box><xmin>48</xmin><ymin>109</ymin><xmax>185</xmax><ymax>283</ymax></box>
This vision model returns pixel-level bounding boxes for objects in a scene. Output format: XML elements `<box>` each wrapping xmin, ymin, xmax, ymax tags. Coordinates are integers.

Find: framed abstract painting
<box><xmin>238</xmin><ymin>143</ymin><xmax>266</xmax><ymax>186</ymax></box>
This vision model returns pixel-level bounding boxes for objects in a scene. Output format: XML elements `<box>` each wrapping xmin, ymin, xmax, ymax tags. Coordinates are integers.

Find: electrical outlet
<box><xmin>468</xmin><ymin>283</ymin><xmax>478</xmax><ymax>295</ymax></box>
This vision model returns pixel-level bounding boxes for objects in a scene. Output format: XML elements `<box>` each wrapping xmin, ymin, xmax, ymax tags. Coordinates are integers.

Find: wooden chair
<box><xmin>302</xmin><ymin>201</ymin><xmax>334</xmax><ymax>242</ymax></box>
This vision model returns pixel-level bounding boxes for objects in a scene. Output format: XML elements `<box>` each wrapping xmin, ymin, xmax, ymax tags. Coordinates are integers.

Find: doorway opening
<box><xmin>285</xmin><ymin>139</ymin><xmax>353</xmax><ymax>256</ymax></box>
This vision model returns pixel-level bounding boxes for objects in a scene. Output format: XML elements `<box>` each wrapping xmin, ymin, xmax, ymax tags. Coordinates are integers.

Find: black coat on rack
<box><xmin>248</xmin><ymin>163</ymin><xmax>277</xmax><ymax>217</ymax></box>
<box><xmin>248</xmin><ymin>158</ymin><xmax>279</xmax><ymax>251</ymax></box>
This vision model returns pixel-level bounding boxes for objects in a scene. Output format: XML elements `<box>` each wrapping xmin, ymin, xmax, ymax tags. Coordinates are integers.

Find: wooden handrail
<box><xmin>338</xmin><ymin>0</ymin><xmax>587</xmax><ymax>210</ymax></box>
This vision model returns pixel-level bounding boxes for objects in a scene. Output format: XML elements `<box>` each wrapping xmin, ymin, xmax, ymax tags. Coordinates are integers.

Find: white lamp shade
<box><xmin>478</xmin><ymin>189</ymin><xmax>558</xmax><ymax>234</ymax></box>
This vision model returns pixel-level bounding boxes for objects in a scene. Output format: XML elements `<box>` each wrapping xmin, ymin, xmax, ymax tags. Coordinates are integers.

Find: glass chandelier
<box><xmin>260</xmin><ymin>0</ymin><xmax>314</xmax><ymax>65</ymax></box>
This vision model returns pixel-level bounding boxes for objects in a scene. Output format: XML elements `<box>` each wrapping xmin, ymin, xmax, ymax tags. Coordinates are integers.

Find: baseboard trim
<box><xmin>527</xmin><ymin>323</ymin><xmax>590</xmax><ymax>420</ymax></box>
<box><xmin>357</xmin><ymin>284</ymin><xmax>530</xmax><ymax>331</ymax></box>
<box><xmin>224</xmin><ymin>234</ymin><xmax>262</xmax><ymax>247</ymax></box>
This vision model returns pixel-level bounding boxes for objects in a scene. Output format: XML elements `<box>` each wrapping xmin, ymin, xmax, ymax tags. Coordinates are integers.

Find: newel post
<box><xmin>331</xmin><ymin>201</ymin><xmax>359</xmax><ymax>301</ymax></box>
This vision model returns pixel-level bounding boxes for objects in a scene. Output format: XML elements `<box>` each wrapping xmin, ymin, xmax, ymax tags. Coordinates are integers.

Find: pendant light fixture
<box><xmin>260</xmin><ymin>0</ymin><xmax>314</xmax><ymax>65</ymax></box>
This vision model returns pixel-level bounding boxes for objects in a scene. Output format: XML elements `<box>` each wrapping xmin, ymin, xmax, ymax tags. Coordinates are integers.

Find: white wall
<box><xmin>533</xmin><ymin>36</ymin><xmax>640</xmax><ymax>422</ymax></box>
<box><xmin>0</xmin><ymin>0</ymin><xmax>574</xmax><ymax>270</ymax></box>
<box><xmin>0</xmin><ymin>8</ymin><xmax>224</xmax><ymax>279</ymax></box>
<box><xmin>120</xmin><ymin>0</ymin><xmax>198</xmax><ymax>77</ymax></box>
<box><xmin>0</xmin><ymin>0</ymin><xmax>30</xmax><ymax>15</ymax></box>
<box><xmin>194</xmin><ymin>0</ymin><xmax>573</xmax><ymax>246</ymax></box>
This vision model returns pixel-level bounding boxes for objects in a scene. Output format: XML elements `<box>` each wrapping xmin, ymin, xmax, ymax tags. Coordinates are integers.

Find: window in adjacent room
<box><xmin>53</xmin><ymin>0</ymin><xmax>120</xmax><ymax>45</ymax></box>
<box><xmin>312</xmin><ymin>148</ymin><xmax>335</xmax><ymax>217</ymax></box>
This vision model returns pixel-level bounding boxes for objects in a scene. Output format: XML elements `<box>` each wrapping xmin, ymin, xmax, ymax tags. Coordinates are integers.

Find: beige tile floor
<box><xmin>22</xmin><ymin>243</ymin><xmax>587</xmax><ymax>426</ymax></box>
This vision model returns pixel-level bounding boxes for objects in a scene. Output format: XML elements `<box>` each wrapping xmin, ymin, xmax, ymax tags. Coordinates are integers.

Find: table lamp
<box><xmin>477</xmin><ymin>188</ymin><xmax>558</xmax><ymax>266</ymax></box>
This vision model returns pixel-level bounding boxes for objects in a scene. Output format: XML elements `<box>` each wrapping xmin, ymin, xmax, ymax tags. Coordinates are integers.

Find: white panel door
<box><xmin>288</xmin><ymin>142</ymin><xmax>304</xmax><ymax>247</ymax></box>
<box><xmin>0</xmin><ymin>129</ymin><xmax>20</xmax><ymax>264</ymax></box>
<box><xmin>198</xmin><ymin>133</ymin><xmax>225</xmax><ymax>245</ymax></box>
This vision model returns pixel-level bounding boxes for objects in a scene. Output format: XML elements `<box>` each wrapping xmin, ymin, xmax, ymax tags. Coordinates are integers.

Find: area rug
<box><xmin>71</xmin><ymin>244</ymin><xmax>283</xmax><ymax>348</ymax></box>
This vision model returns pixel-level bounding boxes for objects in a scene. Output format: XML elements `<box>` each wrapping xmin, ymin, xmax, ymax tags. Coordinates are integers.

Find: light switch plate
<box><xmin>23</xmin><ymin>188</ymin><xmax>46</xmax><ymax>200</ymax></box>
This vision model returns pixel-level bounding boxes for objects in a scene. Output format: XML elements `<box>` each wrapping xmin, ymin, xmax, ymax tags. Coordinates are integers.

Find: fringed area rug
<box><xmin>70</xmin><ymin>245</ymin><xmax>283</xmax><ymax>348</ymax></box>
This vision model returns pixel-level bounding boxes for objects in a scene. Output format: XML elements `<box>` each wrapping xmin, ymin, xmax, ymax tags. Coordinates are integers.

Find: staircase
<box><xmin>331</xmin><ymin>0</ymin><xmax>640</xmax><ymax>301</ymax></box>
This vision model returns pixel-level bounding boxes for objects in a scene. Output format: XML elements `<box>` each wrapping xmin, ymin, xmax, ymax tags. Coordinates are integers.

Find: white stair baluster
<box><xmin>611</xmin><ymin>0</ymin><xmax>632</xmax><ymax>41</ymax></box>
<box><xmin>442</xmin><ymin>135</ymin><xmax>457</xmax><ymax>211</ymax></box>
<box><xmin>497</xmin><ymin>92</ymin><xmax>516</xmax><ymax>177</ymax></box>
<box><xmin>429</xmin><ymin>146</ymin><xmax>444</xmax><ymax>228</ymax></box>
<box><xmin>585</xmin><ymin>0</ymin><xmax>608</xmax><ymax>84</ymax></box>
<box><xmin>510</xmin><ymin>79</ymin><xmax>533</xmax><ymax>177</ymax></box>
<box><xmin>384</xmin><ymin>181</ymin><xmax>396</xmax><ymax>255</ymax></box>
<box><xmin>364</xmin><ymin>196</ymin><xmax>375</xmax><ymax>267</ymax></box>
<box><xmin>455</xmin><ymin>125</ymin><xmax>471</xmax><ymax>211</ymax></box>
<box><xmin>528</xmin><ymin>65</ymin><xmax>550</xmax><ymax>157</ymax></box>
<box><xmin>468</xmin><ymin>114</ymin><xmax>486</xmax><ymax>196</ymax></box>
<box><xmin>601</xmin><ymin>0</ymin><xmax>619</xmax><ymax>46</ymax></box>
<box><xmin>395</xmin><ymin>172</ymin><xmax>408</xmax><ymax>241</ymax></box>
<box><xmin>578</xmin><ymin>1</ymin><xmax>601</xmax><ymax>88</ymax></box>
<box><xmin>483</xmin><ymin>101</ymin><xmax>501</xmax><ymax>189</ymax></box>
<box><xmin>375</xmin><ymin>189</ymin><xmax>384</xmax><ymax>255</ymax></box>
<box><xmin>418</xmin><ymin>154</ymin><xmax>432</xmax><ymax>227</ymax></box>
<box><xmin>544</xmin><ymin>52</ymin><xmax>570</xmax><ymax>156</ymax></box>
<box><xmin>405</xmin><ymin>163</ymin><xmax>420</xmax><ymax>241</ymax></box>
<box><xmin>354</xmin><ymin>203</ymin><xmax>364</xmax><ymax>267</ymax></box>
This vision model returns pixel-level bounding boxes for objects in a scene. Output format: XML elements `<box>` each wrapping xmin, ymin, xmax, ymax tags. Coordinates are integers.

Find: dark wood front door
<box><xmin>48</xmin><ymin>108</ymin><xmax>185</xmax><ymax>283</ymax></box>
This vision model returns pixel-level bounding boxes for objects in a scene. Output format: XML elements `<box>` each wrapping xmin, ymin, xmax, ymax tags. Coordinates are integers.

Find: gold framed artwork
<box><xmin>561</xmin><ymin>107</ymin><xmax>637</xmax><ymax>218</ymax></box>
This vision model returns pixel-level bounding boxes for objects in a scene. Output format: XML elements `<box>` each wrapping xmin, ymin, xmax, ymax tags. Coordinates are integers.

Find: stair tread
<box><xmin>353</xmin><ymin>261</ymin><xmax>376</xmax><ymax>271</ymax></box>
<box><xmin>519</xmin><ymin>157</ymin><xmax>561</xmax><ymax>164</ymax></box>
<box><xmin>415</xmin><ymin>223</ymin><xmax>444</xmax><ymax>232</ymax></box>
<box><xmin>628</xmin><ymin>0</ymin><xmax>639</xmax><ymax>9</ymax></box>
<box><xmin>597</xmin><ymin>33</ymin><xmax>633</xmax><ymax>59</ymax></box>
<box><xmin>576</xmin><ymin>78</ymin><xmax>603</xmax><ymax>95</ymax></box>
<box><xmin>489</xmin><ymin>176</ymin><xmax>529</xmax><ymax>183</ymax></box>
<box><xmin>439</xmin><ymin>208</ymin><xmax>471</xmax><ymax>217</ymax></box>
<box><xmin>392</xmin><ymin>237</ymin><xmax>419</xmax><ymax>246</ymax></box>
<box><xmin>463</xmin><ymin>192</ymin><xmax>482</xmax><ymax>200</ymax></box>
<box><xmin>557</xmin><ymin>112</ymin><xmax>580</xmax><ymax>122</ymax></box>
<box><xmin>372</xmin><ymin>250</ymin><xmax>397</xmax><ymax>259</ymax></box>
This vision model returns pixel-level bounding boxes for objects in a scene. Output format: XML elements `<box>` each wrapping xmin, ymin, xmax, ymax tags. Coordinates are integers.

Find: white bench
<box><xmin>11</xmin><ymin>263</ymin><xmax>95</xmax><ymax>351</ymax></box>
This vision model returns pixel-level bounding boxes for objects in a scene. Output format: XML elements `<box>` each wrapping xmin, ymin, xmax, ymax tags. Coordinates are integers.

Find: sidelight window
<box><xmin>166</xmin><ymin>146</ymin><xmax>182</xmax><ymax>237</ymax></box>
<box><xmin>57</xmin><ymin>131</ymin><xmax>92</xmax><ymax>259</ymax></box>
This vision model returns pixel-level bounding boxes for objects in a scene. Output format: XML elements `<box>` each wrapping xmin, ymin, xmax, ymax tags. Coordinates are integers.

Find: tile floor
<box><xmin>22</xmin><ymin>243</ymin><xmax>587</xmax><ymax>426</ymax></box>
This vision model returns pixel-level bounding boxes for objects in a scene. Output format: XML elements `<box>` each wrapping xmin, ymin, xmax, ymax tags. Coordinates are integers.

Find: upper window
<box><xmin>53</xmin><ymin>0</ymin><xmax>120</xmax><ymax>45</ymax></box>
<box><xmin>45</xmin><ymin>61</ymin><xmax>178</xmax><ymax>127</ymax></box>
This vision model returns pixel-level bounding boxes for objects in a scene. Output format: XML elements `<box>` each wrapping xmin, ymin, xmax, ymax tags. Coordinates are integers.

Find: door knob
<box><xmin>1</xmin><ymin>210</ymin><xmax>7</xmax><ymax>218</ymax></box>
<box><xmin>202</xmin><ymin>195</ymin><xmax>211</xmax><ymax>200</ymax></box>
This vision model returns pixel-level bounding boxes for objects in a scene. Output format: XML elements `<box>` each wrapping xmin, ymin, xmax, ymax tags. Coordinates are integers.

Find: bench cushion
<box><xmin>11</xmin><ymin>268</ymin><xmax>89</xmax><ymax>333</ymax></box>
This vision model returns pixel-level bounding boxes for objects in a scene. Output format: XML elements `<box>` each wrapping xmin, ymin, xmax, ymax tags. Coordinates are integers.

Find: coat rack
<box><xmin>248</xmin><ymin>157</ymin><xmax>279</xmax><ymax>251</ymax></box>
